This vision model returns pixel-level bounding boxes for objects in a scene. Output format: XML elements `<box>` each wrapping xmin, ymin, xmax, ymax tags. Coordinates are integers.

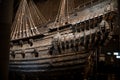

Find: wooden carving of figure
<box><xmin>50</xmin><ymin>40</ymin><xmax>55</xmax><ymax>55</ymax></box>
<box><xmin>89</xmin><ymin>34</ymin><xmax>93</xmax><ymax>50</ymax></box>
<box><xmin>99</xmin><ymin>17</ymin><xmax>111</xmax><ymax>43</ymax></box>
<box><xmin>74</xmin><ymin>32</ymin><xmax>79</xmax><ymax>52</ymax></box>
<box><xmin>66</xmin><ymin>33</ymin><xmax>70</xmax><ymax>49</ymax></box>
<box><xmin>64</xmin><ymin>33</ymin><xmax>70</xmax><ymax>53</ymax></box>
<box><xmin>61</xmin><ymin>36</ymin><xmax>65</xmax><ymax>53</ymax></box>
<box><xmin>52</xmin><ymin>39</ymin><xmax>59</xmax><ymax>55</ymax></box>
<box><xmin>94</xmin><ymin>31</ymin><xmax>101</xmax><ymax>47</ymax></box>
<box><xmin>19</xmin><ymin>40</ymin><xmax>23</xmax><ymax>47</ymax></box>
<box><xmin>34</xmin><ymin>48</ymin><xmax>39</xmax><ymax>57</ymax></box>
<box><xmin>100</xmin><ymin>33</ymin><xmax>106</xmax><ymax>46</ymax></box>
<box><xmin>89</xmin><ymin>34</ymin><xmax>94</xmax><ymax>49</ymax></box>
<box><xmin>10</xmin><ymin>51</ymin><xmax>15</xmax><ymax>58</ymax></box>
<box><xmin>28</xmin><ymin>39</ymin><xmax>33</xmax><ymax>46</ymax></box>
<box><xmin>55</xmin><ymin>32</ymin><xmax>62</xmax><ymax>54</ymax></box>
<box><xmin>76</xmin><ymin>32</ymin><xmax>80</xmax><ymax>51</ymax></box>
<box><xmin>72</xmin><ymin>34</ymin><xmax>76</xmax><ymax>52</ymax></box>
<box><xmin>57</xmin><ymin>42</ymin><xmax>61</xmax><ymax>54</ymax></box>
<box><xmin>68</xmin><ymin>33</ymin><xmax>73</xmax><ymax>52</ymax></box>
<box><xmin>59</xmin><ymin>38</ymin><xmax>63</xmax><ymax>54</ymax></box>
<box><xmin>79</xmin><ymin>29</ymin><xmax>84</xmax><ymax>46</ymax></box>
<box><xmin>49</xmin><ymin>45</ymin><xmax>54</xmax><ymax>55</ymax></box>
<box><xmin>99</xmin><ymin>19</ymin><xmax>106</xmax><ymax>33</ymax></box>
<box><xmin>21</xmin><ymin>50</ymin><xmax>25</xmax><ymax>58</ymax></box>
<box><xmin>58</xmin><ymin>33</ymin><xmax>63</xmax><ymax>53</ymax></box>
<box><xmin>63</xmin><ymin>34</ymin><xmax>68</xmax><ymax>53</ymax></box>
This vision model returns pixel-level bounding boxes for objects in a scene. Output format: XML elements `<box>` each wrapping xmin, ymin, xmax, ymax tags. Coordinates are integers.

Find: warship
<box><xmin>9</xmin><ymin>0</ymin><xmax>118</xmax><ymax>79</ymax></box>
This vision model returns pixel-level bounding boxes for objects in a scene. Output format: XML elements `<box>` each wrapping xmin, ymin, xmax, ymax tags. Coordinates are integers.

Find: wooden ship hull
<box><xmin>9</xmin><ymin>0</ymin><xmax>118</xmax><ymax>79</ymax></box>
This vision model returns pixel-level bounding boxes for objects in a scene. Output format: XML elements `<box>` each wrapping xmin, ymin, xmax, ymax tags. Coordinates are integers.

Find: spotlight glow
<box><xmin>107</xmin><ymin>52</ymin><xmax>112</xmax><ymax>55</ymax></box>
<box><xmin>113</xmin><ymin>52</ymin><xmax>119</xmax><ymax>56</ymax></box>
<box><xmin>116</xmin><ymin>56</ymin><xmax>120</xmax><ymax>59</ymax></box>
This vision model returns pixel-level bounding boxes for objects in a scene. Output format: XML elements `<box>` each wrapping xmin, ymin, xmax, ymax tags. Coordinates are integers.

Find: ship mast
<box><xmin>11</xmin><ymin>0</ymin><xmax>47</xmax><ymax>40</ymax></box>
<box><xmin>29</xmin><ymin>0</ymin><xmax>47</xmax><ymax>26</ymax></box>
<box><xmin>53</xmin><ymin>0</ymin><xmax>75</xmax><ymax>29</ymax></box>
<box><xmin>52</xmin><ymin>0</ymin><xmax>75</xmax><ymax>42</ymax></box>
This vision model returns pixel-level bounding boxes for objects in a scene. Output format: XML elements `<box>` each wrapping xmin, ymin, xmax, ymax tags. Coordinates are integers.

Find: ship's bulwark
<box><xmin>9</xmin><ymin>0</ymin><xmax>118</xmax><ymax>80</ymax></box>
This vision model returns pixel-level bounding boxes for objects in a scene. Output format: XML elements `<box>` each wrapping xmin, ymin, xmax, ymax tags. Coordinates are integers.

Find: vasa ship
<box><xmin>9</xmin><ymin>0</ymin><xmax>118</xmax><ymax>79</ymax></box>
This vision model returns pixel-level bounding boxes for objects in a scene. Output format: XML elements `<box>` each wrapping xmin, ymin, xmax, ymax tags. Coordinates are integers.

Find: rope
<box><xmin>11</xmin><ymin>0</ymin><xmax>47</xmax><ymax>40</ymax></box>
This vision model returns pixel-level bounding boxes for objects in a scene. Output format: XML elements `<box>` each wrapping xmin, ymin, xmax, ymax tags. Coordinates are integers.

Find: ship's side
<box><xmin>9</xmin><ymin>0</ymin><xmax>118</xmax><ymax>79</ymax></box>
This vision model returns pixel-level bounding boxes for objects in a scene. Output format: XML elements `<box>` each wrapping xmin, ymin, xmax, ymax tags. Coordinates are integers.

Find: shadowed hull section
<box><xmin>10</xmin><ymin>51</ymin><xmax>88</xmax><ymax>72</ymax></box>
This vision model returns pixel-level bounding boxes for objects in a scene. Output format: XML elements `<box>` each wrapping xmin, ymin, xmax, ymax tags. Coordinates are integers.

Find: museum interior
<box><xmin>0</xmin><ymin>0</ymin><xmax>120</xmax><ymax>80</ymax></box>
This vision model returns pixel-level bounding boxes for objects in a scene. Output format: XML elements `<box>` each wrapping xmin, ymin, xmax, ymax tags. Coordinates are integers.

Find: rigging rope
<box><xmin>11</xmin><ymin>0</ymin><xmax>47</xmax><ymax>40</ymax></box>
